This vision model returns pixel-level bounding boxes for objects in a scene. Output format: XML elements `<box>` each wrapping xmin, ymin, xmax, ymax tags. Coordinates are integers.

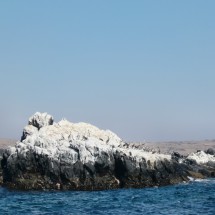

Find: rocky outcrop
<box><xmin>21</xmin><ymin>112</ymin><xmax>53</xmax><ymax>141</ymax></box>
<box><xmin>29</xmin><ymin>112</ymin><xmax>54</xmax><ymax>129</ymax></box>
<box><xmin>1</xmin><ymin>113</ymin><xmax>215</xmax><ymax>190</ymax></box>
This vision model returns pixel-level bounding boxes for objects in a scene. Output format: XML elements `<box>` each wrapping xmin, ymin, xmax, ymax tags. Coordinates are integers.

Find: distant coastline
<box><xmin>1</xmin><ymin>138</ymin><xmax>215</xmax><ymax>155</ymax></box>
<box><xmin>0</xmin><ymin>138</ymin><xmax>16</xmax><ymax>149</ymax></box>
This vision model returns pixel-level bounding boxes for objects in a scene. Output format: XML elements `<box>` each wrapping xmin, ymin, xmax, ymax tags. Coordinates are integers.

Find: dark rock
<box><xmin>205</xmin><ymin>148</ymin><xmax>215</xmax><ymax>155</ymax></box>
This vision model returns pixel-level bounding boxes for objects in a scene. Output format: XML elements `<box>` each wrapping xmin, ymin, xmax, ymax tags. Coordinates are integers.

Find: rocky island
<box><xmin>1</xmin><ymin>112</ymin><xmax>215</xmax><ymax>190</ymax></box>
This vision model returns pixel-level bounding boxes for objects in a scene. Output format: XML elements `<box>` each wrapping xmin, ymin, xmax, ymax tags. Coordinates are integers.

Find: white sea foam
<box><xmin>187</xmin><ymin>176</ymin><xmax>194</xmax><ymax>181</ymax></box>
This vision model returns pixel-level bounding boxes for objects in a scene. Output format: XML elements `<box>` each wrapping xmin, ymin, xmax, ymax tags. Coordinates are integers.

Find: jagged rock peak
<box><xmin>28</xmin><ymin>112</ymin><xmax>54</xmax><ymax>129</ymax></box>
<box><xmin>21</xmin><ymin>112</ymin><xmax>122</xmax><ymax>146</ymax></box>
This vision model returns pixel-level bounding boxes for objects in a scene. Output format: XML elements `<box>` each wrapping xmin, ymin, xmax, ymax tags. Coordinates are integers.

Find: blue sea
<box><xmin>0</xmin><ymin>179</ymin><xmax>214</xmax><ymax>215</ymax></box>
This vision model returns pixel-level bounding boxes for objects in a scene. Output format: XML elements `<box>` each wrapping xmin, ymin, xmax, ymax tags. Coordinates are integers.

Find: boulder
<box><xmin>28</xmin><ymin>112</ymin><xmax>53</xmax><ymax>129</ymax></box>
<box><xmin>205</xmin><ymin>148</ymin><xmax>215</xmax><ymax>155</ymax></box>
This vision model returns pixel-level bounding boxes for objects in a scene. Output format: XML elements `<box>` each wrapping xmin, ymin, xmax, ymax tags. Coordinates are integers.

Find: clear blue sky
<box><xmin>0</xmin><ymin>1</ymin><xmax>215</xmax><ymax>141</ymax></box>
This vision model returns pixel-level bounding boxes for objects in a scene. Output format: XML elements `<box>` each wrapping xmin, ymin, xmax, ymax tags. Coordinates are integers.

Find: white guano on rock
<box><xmin>187</xmin><ymin>151</ymin><xmax>215</xmax><ymax>164</ymax></box>
<box><xmin>9</xmin><ymin>112</ymin><xmax>171</xmax><ymax>169</ymax></box>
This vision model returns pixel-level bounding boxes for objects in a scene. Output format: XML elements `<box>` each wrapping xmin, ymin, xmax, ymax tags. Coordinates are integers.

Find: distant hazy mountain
<box><xmin>0</xmin><ymin>138</ymin><xmax>17</xmax><ymax>149</ymax></box>
<box><xmin>130</xmin><ymin>140</ymin><xmax>215</xmax><ymax>155</ymax></box>
<box><xmin>0</xmin><ymin>137</ymin><xmax>215</xmax><ymax>156</ymax></box>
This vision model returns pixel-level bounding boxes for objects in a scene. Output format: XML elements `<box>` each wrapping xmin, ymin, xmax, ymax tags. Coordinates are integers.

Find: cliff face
<box><xmin>2</xmin><ymin>113</ymin><xmax>215</xmax><ymax>190</ymax></box>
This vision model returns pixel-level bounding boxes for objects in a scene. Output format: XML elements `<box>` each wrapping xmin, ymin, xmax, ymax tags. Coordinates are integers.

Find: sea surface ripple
<box><xmin>0</xmin><ymin>179</ymin><xmax>214</xmax><ymax>214</ymax></box>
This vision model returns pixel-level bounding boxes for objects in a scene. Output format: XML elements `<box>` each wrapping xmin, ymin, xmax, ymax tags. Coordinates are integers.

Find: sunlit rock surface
<box><xmin>187</xmin><ymin>151</ymin><xmax>215</xmax><ymax>164</ymax></box>
<box><xmin>2</xmin><ymin>113</ymin><xmax>215</xmax><ymax>190</ymax></box>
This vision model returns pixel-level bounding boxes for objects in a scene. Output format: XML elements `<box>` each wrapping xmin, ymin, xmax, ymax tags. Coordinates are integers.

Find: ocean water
<box><xmin>0</xmin><ymin>179</ymin><xmax>214</xmax><ymax>215</ymax></box>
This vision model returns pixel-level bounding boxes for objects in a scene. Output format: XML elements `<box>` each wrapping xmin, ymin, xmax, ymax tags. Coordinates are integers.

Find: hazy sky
<box><xmin>0</xmin><ymin>1</ymin><xmax>215</xmax><ymax>141</ymax></box>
